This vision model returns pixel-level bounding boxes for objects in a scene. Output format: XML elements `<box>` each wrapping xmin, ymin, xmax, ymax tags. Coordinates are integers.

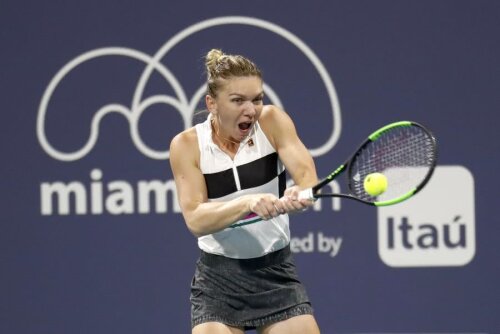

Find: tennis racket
<box><xmin>230</xmin><ymin>121</ymin><xmax>437</xmax><ymax>228</ymax></box>
<box><xmin>298</xmin><ymin>120</ymin><xmax>437</xmax><ymax>206</ymax></box>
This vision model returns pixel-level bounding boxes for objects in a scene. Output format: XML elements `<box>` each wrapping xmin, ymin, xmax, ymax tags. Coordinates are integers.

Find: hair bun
<box><xmin>205</xmin><ymin>49</ymin><xmax>225</xmax><ymax>73</ymax></box>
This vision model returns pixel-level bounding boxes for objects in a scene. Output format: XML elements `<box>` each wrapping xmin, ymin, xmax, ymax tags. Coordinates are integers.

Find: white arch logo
<box><xmin>37</xmin><ymin>16</ymin><xmax>341</xmax><ymax>161</ymax></box>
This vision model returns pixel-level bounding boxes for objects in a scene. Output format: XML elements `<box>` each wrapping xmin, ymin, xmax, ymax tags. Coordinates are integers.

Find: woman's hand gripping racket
<box><xmin>298</xmin><ymin>121</ymin><xmax>437</xmax><ymax>206</ymax></box>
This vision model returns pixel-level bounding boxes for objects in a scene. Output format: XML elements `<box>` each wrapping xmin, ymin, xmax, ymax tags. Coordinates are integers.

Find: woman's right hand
<box><xmin>247</xmin><ymin>194</ymin><xmax>286</xmax><ymax>221</ymax></box>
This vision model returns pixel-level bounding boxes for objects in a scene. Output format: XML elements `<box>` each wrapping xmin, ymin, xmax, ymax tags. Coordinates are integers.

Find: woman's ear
<box><xmin>205</xmin><ymin>95</ymin><xmax>217</xmax><ymax>115</ymax></box>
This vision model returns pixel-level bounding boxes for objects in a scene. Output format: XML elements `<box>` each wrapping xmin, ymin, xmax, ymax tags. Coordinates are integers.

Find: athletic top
<box><xmin>195</xmin><ymin>115</ymin><xmax>290</xmax><ymax>259</ymax></box>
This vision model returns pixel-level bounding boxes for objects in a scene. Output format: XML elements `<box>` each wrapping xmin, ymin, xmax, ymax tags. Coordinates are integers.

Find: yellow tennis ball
<box><xmin>363</xmin><ymin>173</ymin><xmax>388</xmax><ymax>196</ymax></box>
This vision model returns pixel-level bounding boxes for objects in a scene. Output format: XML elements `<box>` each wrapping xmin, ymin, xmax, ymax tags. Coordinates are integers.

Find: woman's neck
<box><xmin>211</xmin><ymin>118</ymin><xmax>240</xmax><ymax>155</ymax></box>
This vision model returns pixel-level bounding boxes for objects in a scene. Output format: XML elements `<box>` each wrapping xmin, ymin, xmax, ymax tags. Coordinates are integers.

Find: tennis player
<box><xmin>170</xmin><ymin>49</ymin><xmax>321</xmax><ymax>334</ymax></box>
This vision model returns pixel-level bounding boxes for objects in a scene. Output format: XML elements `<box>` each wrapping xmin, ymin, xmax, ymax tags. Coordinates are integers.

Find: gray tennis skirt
<box><xmin>190</xmin><ymin>245</ymin><xmax>313</xmax><ymax>329</ymax></box>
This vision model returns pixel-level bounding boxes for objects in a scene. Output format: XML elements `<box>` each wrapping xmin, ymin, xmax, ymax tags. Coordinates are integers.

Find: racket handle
<box><xmin>298</xmin><ymin>188</ymin><xmax>314</xmax><ymax>201</ymax></box>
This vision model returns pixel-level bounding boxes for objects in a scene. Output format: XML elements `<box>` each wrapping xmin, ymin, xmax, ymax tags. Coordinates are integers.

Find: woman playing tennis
<box><xmin>170</xmin><ymin>49</ymin><xmax>321</xmax><ymax>334</ymax></box>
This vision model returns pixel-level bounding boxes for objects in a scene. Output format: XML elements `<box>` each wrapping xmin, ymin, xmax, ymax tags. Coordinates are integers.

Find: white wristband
<box><xmin>298</xmin><ymin>188</ymin><xmax>314</xmax><ymax>201</ymax></box>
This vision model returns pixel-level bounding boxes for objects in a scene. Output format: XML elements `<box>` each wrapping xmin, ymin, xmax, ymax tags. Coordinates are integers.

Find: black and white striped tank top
<box><xmin>195</xmin><ymin>115</ymin><xmax>290</xmax><ymax>259</ymax></box>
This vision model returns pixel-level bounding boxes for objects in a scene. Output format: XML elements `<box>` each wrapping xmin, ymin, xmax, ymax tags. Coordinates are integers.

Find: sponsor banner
<box><xmin>378</xmin><ymin>166</ymin><xmax>475</xmax><ymax>267</ymax></box>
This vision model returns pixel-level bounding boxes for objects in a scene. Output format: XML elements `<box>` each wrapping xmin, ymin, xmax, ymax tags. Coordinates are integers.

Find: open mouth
<box><xmin>238</xmin><ymin>122</ymin><xmax>252</xmax><ymax>131</ymax></box>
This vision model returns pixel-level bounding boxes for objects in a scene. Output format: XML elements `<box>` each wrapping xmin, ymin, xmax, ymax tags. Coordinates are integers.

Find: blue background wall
<box><xmin>1</xmin><ymin>1</ymin><xmax>499</xmax><ymax>333</ymax></box>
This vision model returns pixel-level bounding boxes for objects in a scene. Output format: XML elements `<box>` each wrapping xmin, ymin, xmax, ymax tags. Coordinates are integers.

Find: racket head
<box><xmin>346</xmin><ymin>121</ymin><xmax>437</xmax><ymax>206</ymax></box>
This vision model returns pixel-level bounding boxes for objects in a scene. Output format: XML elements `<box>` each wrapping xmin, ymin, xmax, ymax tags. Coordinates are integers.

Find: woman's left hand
<box><xmin>279</xmin><ymin>185</ymin><xmax>315</xmax><ymax>214</ymax></box>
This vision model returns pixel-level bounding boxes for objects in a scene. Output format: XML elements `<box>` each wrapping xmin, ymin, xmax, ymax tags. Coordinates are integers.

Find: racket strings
<box><xmin>350</xmin><ymin>126</ymin><xmax>436</xmax><ymax>201</ymax></box>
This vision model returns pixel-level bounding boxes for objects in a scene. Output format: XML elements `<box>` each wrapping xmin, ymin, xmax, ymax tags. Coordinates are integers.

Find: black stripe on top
<box><xmin>204</xmin><ymin>168</ymin><xmax>237</xmax><ymax>199</ymax></box>
<box><xmin>237</xmin><ymin>152</ymin><xmax>278</xmax><ymax>189</ymax></box>
<box><xmin>204</xmin><ymin>153</ymin><xmax>284</xmax><ymax>199</ymax></box>
<box><xmin>278</xmin><ymin>169</ymin><xmax>286</xmax><ymax>198</ymax></box>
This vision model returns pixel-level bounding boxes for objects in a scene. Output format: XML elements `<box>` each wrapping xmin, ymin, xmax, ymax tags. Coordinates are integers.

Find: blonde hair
<box><xmin>205</xmin><ymin>49</ymin><xmax>262</xmax><ymax>97</ymax></box>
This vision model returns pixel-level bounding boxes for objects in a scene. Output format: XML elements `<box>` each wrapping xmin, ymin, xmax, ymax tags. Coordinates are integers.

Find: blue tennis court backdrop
<box><xmin>1</xmin><ymin>1</ymin><xmax>499</xmax><ymax>333</ymax></box>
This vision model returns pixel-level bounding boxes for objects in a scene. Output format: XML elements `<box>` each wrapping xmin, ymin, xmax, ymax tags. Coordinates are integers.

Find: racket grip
<box><xmin>298</xmin><ymin>188</ymin><xmax>314</xmax><ymax>201</ymax></box>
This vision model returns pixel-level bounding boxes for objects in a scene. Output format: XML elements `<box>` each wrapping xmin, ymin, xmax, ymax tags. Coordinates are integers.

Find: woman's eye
<box><xmin>232</xmin><ymin>98</ymin><xmax>243</xmax><ymax>103</ymax></box>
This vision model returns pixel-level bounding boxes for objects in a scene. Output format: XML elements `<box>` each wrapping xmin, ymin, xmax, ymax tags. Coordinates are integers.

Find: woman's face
<box><xmin>208</xmin><ymin>75</ymin><xmax>264</xmax><ymax>142</ymax></box>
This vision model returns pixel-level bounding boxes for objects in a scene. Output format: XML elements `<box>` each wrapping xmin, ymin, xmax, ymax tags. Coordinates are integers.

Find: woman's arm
<box><xmin>259</xmin><ymin>105</ymin><xmax>319</xmax><ymax>208</ymax></box>
<box><xmin>169</xmin><ymin>128</ymin><xmax>283</xmax><ymax>237</ymax></box>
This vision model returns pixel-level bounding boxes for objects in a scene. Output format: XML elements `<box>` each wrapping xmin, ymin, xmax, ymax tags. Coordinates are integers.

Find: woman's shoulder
<box><xmin>260</xmin><ymin>104</ymin><xmax>281</xmax><ymax>120</ymax></box>
<box><xmin>259</xmin><ymin>105</ymin><xmax>292</xmax><ymax>149</ymax></box>
<box><xmin>170</xmin><ymin>127</ymin><xmax>199</xmax><ymax>158</ymax></box>
<box><xmin>171</xmin><ymin>126</ymin><xmax>197</xmax><ymax>143</ymax></box>
<box><xmin>260</xmin><ymin>104</ymin><xmax>295</xmax><ymax>131</ymax></box>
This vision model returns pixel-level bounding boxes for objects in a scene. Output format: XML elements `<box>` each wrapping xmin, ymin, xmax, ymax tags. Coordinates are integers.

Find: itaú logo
<box><xmin>377</xmin><ymin>166</ymin><xmax>476</xmax><ymax>267</ymax></box>
<box><xmin>37</xmin><ymin>16</ymin><xmax>341</xmax><ymax>161</ymax></box>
